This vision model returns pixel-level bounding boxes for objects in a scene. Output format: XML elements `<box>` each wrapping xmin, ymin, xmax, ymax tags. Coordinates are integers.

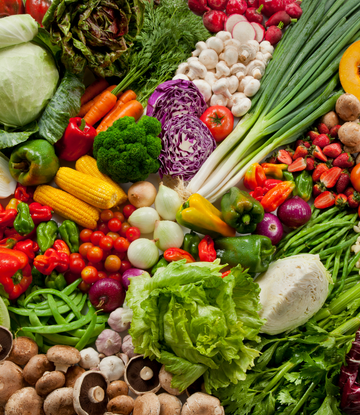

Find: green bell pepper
<box><xmin>151</xmin><ymin>256</ymin><xmax>169</xmax><ymax>275</ymax></box>
<box><xmin>37</xmin><ymin>220</ymin><xmax>58</xmax><ymax>253</ymax></box>
<box><xmin>59</xmin><ymin>220</ymin><xmax>80</xmax><ymax>253</ymax></box>
<box><xmin>45</xmin><ymin>271</ymin><xmax>67</xmax><ymax>291</ymax></box>
<box><xmin>294</xmin><ymin>170</ymin><xmax>313</xmax><ymax>202</ymax></box>
<box><xmin>283</xmin><ymin>171</ymin><xmax>294</xmax><ymax>181</ymax></box>
<box><xmin>214</xmin><ymin>235</ymin><xmax>276</xmax><ymax>273</ymax></box>
<box><xmin>13</xmin><ymin>202</ymin><xmax>35</xmax><ymax>236</ymax></box>
<box><xmin>9</xmin><ymin>139</ymin><xmax>60</xmax><ymax>186</ymax></box>
<box><xmin>221</xmin><ymin>188</ymin><xmax>264</xmax><ymax>234</ymax></box>
<box><xmin>182</xmin><ymin>231</ymin><xmax>201</xmax><ymax>260</ymax></box>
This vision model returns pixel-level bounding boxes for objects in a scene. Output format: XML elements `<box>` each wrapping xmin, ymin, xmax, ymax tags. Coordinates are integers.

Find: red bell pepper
<box><xmin>0</xmin><ymin>209</ymin><xmax>17</xmax><ymax>228</ymax></box>
<box><xmin>34</xmin><ymin>248</ymin><xmax>60</xmax><ymax>275</ymax></box>
<box><xmin>14</xmin><ymin>184</ymin><xmax>34</xmax><ymax>204</ymax></box>
<box><xmin>0</xmin><ymin>248</ymin><xmax>32</xmax><ymax>300</ymax></box>
<box><xmin>249</xmin><ymin>187</ymin><xmax>265</xmax><ymax>202</ymax></box>
<box><xmin>14</xmin><ymin>240</ymin><xmax>39</xmax><ymax>262</ymax></box>
<box><xmin>198</xmin><ymin>236</ymin><xmax>217</xmax><ymax>262</ymax></box>
<box><xmin>164</xmin><ymin>248</ymin><xmax>196</xmax><ymax>263</ymax></box>
<box><xmin>53</xmin><ymin>240</ymin><xmax>70</xmax><ymax>272</ymax></box>
<box><xmin>261</xmin><ymin>163</ymin><xmax>288</xmax><ymax>179</ymax></box>
<box><xmin>244</xmin><ymin>163</ymin><xmax>267</xmax><ymax>190</ymax></box>
<box><xmin>263</xmin><ymin>179</ymin><xmax>282</xmax><ymax>193</ymax></box>
<box><xmin>55</xmin><ymin>118</ymin><xmax>97</xmax><ymax>161</ymax></box>
<box><xmin>0</xmin><ymin>238</ymin><xmax>17</xmax><ymax>249</ymax></box>
<box><xmin>29</xmin><ymin>202</ymin><xmax>53</xmax><ymax>225</ymax></box>
<box><xmin>0</xmin><ymin>203</ymin><xmax>4</xmax><ymax>213</ymax></box>
<box><xmin>0</xmin><ymin>228</ymin><xmax>36</xmax><ymax>244</ymax></box>
<box><xmin>53</xmin><ymin>240</ymin><xmax>70</xmax><ymax>256</ymax></box>
<box><xmin>261</xmin><ymin>181</ymin><xmax>296</xmax><ymax>212</ymax></box>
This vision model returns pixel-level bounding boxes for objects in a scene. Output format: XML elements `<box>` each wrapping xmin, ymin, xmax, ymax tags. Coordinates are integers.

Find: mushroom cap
<box><xmin>0</xmin><ymin>326</ymin><xmax>13</xmax><ymax>362</ymax></box>
<box><xmin>35</xmin><ymin>371</ymin><xmax>66</xmax><ymax>396</ymax></box>
<box><xmin>133</xmin><ymin>392</ymin><xmax>160</xmax><ymax>415</ymax></box>
<box><xmin>107</xmin><ymin>395</ymin><xmax>135</xmax><ymax>415</ymax></box>
<box><xmin>5</xmin><ymin>387</ymin><xmax>44</xmax><ymax>415</ymax></box>
<box><xmin>107</xmin><ymin>380</ymin><xmax>129</xmax><ymax>400</ymax></box>
<box><xmin>339</xmin><ymin>122</ymin><xmax>360</xmax><ymax>150</ymax></box>
<box><xmin>23</xmin><ymin>355</ymin><xmax>55</xmax><ymax>386</ymax></box>
<box><xmin>73</xmin><ymin>370</ymin><xmax>109</xmax><ymax>415</ymax></box>
<box><xmin>0</xmin><ymin>361</ymin><xmax>24</xmax><ymax>406</ymax></box>
<box><xmin>336</xmin><ymin>93</ymin><xmax>360</xmax><ymax>121</ymax></box>
<box><xmin>8</xmin><ymin>336</ymin><xmax>38</xmax><ymax>366</ymax></box>
<box><xmin>158</xmin><ymin>393</ymin><xmax>182</xmax><ymax>415</ymax></box>
<box><xmin>159</xmin><ymin>366</ymin><xmax>181</xmax><ymax>396</ymax></box>
<box><xmin>181</xmin><ymin>392</ymin><xmax>225</xmax><ymax>415</ymax></box>
<box><xmin>43</xmin><ymin>387</ymin><xmax>75</xmax><ymax>415</ymax></box>
<box><xmin>47</xmin><ymin>346</ymin><xmax>81</xmax><ymax>372</ymax></box>
<box><xmin>125</xmin><ymin>355</ymin><xmax>161</xmax><ymax>395</ymax></box>
<box><xmin>65</xmin><ymin>365</ymin><xmax>86</xmax><ymax>388</ymax></box>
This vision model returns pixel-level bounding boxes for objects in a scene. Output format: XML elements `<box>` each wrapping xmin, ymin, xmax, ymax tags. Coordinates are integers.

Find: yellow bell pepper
<box><xmin>6</xmin><ymin>198</ymin><xmax>21</xmax><ymax>211</ymax></box>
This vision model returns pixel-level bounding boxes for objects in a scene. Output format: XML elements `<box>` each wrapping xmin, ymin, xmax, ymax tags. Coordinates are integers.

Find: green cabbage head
<box><xmin>0</xmin><ymin>43</ymin><xmax>59</xmax><ymax>127</ymax></box>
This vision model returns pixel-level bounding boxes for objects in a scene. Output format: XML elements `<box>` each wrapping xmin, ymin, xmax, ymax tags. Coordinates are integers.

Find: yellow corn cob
<box><xmin>55</xmin><ymin>167</ymin><xmax>118</xmax><ymax>210</ymax></box>
<box><xmin>34</xmin><ymin>185</ymin><xmax>99</xmax><ymax>229</ymax></box>
<box><xmin>75</xmin><ymin>155</ymin><xmax>127</xmax><ymax>206</ymax></box>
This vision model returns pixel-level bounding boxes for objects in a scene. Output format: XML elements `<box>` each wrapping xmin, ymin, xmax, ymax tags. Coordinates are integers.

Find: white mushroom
<box><xmin>255</xmin><ymin>51</ymin><xmax>272</xmax><ymax>65</ymax></box>
<box><xmin>206</xmin><ymin>37</ymin><xmax>224</xmax><ymax>54</ymax></box>
<box><xmin>238</xmin><ymin>41</ymin><xmax>259</xmax><ymax>65</ymax></box>
<box><xmin>187</xmin><ymin>57</ymin><xmax>199</xmax><ymax>63</ymax></box>
<box><xmin>79</xmin><ymin>348</ymin><xmax>100</xmax><ymax>369</ymax></box>
<box><xmin>99</xmin><ymin>356</ymin><xmax>125</xmax><ymax>382</ymax></box>
<box><xmin>187</xmin><ymin>60</ymin><xmax>207</xmax><ymax>80</ymax></box>
<box><xmin>199</xmin><ymin>49</ymin><xmax>219</xmax><ymax>70</ymax></box>
<box><xmin>224</xmin><ymin>39</ymin><xmax>241</xmax><ymax>51</ymax></box>
<box><xmin>238</xmin><ymin>76</ymin><xmax>253</xmax><ymax>92</ymax></box>
<box><xmin>172</xmin><ymin>74</ymin><xmax>190</xmax><ymax>81</ymax></box>
<box><xmin>215</xmin><ymin>61</ymin><xmax>230</xmax><ymax>79</ymax></box>
<box><xmin>175</xmin><ymin>62</ymin><xmax>189</xmax><ymax>76</ymax></box>
<box><xmin>192</xmin><ymin>80</ymin><xmax>212</xmax><ymax>102</ymax></box>
<box><xmin>212</xmin><ymin>78</ymin><xmax>232</xmax><ymax>99</ymax></box>
<box><xmin>216</xmin><ymin>31</ymin><xmax>232</xmax><ymax>42</ymax></box>
<box><xmin>244</xmin><ymin>78</ymin><xmax>261</xmax><ymax>97</ymax></box>
<box><xmin>231</xmin><ymin>93</ymin><xmax>252</xmax><ymax>117</ymax></box>
<box><xmin>260</xmin><ymin>40</ymin><xmax>274</xmax><ymax>55</ymax></box>
<box><xmin>191</xmin><ymin>41</ymin><xmax>208</xmax><ymax>57</ymax></box>
<box><xmin>228</xmin><ymin>75</ymin><xmax>239</xmax><ymax>94</ymax></box>
<box><xmin>228</xmin><ymin>92</ymin><xmax>246</xmax><ymax>109</ymax></box>
<box><xmin>246</xmin><ymin>60</ymin><xmax>266</xmax><ymax>80</ymax></box>
<box><xmin>223</xmin><ymin>46</ymin><xmax>238</xmax><ymax>67</ymax></box>
<box><xmin>230</xmin><ymin>63</ymin><xmax>247</xmax><ymax>81</ymax></box>
<box><xmin>205</xmin><ymin>71</ymin><xmax>217</xmax><ymax>86</ymax></box>
<box><xmin>210</xmin><ymin>94</ymin><xmax>228</xmax><ymax>107</ymax></box>
<box><xmin>181</xmin><ymin>393</ymin><xmax>224</xmax><ymax>415</ymax></box>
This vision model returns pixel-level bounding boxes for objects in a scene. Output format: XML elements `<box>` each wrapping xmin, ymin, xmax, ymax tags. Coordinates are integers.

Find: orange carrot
<box><xmin>96</xmin><ymin>100</ymin><xmax>143</xmax><ymax>133</ymax></box>
<box><xmin>95</xmin><ymin>90</ymin><xmax>137</xmax><ymax>127</ymax></box>
<box><xmin>81</xmin><ymin>78</ymin><xmax>109</xmax><ymax>106</ymax></box>
<box><xmin>84</xmin><ymin>91</ymin><xmax>118</xmax><ymax>126</ymax></box>
<box><xmin>119</xmin><ymin>90</ymin><xmax>137</xmax><ymax>104</ymax></box>
<box><xmin>78</xmin><ymin>85</ymin><xmax>117</xmax><ymax>117</ymax></box>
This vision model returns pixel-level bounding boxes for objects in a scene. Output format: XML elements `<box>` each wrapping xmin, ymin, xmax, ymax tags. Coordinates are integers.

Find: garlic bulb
<box><xmin>155</xmin><ymin>184</ymin><xmax>182</xmax><ymax>220</ymax></box>
<box><xmin>154</xmin><ymin>220</ymin><xmax>184</xmax><ymax>251</ymax></box>
<box><xmin>0</xmin><ymin>152</ymin><xmax>16</xmax><ymax>198</ymax></box>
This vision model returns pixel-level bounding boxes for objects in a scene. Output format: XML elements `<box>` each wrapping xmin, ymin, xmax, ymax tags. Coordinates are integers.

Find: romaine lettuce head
<box><xmin>0</xmin><ymin>43</ymin><xmax>59</xmax><ymax>127</ymax></box>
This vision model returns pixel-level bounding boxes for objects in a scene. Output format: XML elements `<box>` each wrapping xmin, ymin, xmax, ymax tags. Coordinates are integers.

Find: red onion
<box><xmin>121</xmin><ymin>268</ymin><xmax>147</xmax><ymax>290</ymax></box>
<box><xmin>277</xmin><ymin>196</ymin><xmax>312</xmax><ymax>228</ymax></box>
<box><xmin>256</xmin><ymin>213</ymin><xmax>283</xmax><ymax>245</ymax></box>
<box><xmin>89</xmin><ymin>278</ymin><xmax>125</xmax><ymax>313</ymax></box>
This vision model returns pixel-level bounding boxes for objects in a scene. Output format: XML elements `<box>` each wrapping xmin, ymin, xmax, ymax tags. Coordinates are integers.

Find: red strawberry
<box><xmin>336</xmin><ymin>171</ymin><xmax>350</xmax><ymax>194</ymax></box>
<box><xmin>293</xmin><ymin>145</ymin><xmax>308</xmax><ymax>160</ymax></box>
<box><xmin>267</xmin><ymin>154</ymin><xmax>277</xmax><ymax>164</ymax></box>
<box><xmin>322</xmin><ymin>142</ymin><xmax>342</xmax><ymax>158</ymax></box>
<box><xmin>319</xmin><ymin>167</ymin><xmax>342</xmax><ymax>189</ymax></box>
<box><xmin>288</xmin><ymin>157</ymin><xmax>307</xmax><ymax>172</ymax></box>
<box><xmin>330</xmin><ymin>125</ymin><xmax>341</xmax><ymax>138</ymax></box>
<box><xmin>348</xmin><ymin>192</ymin><xmax>360</xmax><ymax>209</ymax></box>
<box><xmin>276</xmin><ymin>149</ymin><xmax>293</xmax><ymax>164</ymax></box>
<box><xmin>307</xmin><ymin>131</ymin><xmax>319</xmax><ymax>141</ymax></box>
<box><xmin>335</xmin><ymin>194</ymin><xmax>348</xmax><ymax>209</ymax></box>
<box><xmin>318</xmin><ymin>123</ymin><xmax>330</xmax><ymax>135</ymax></box>
<box><xmin>296</xmin><ymin>139</ymin><xmax>311</xmax><ymax>149</ymax></box>
<box><xmin>311</xmin><ymin>145</ymin><xmax>327</xmax><ymax>162</ymax></box>
<box><xmin>313</xmin><ymin>183</ymin><xmax>325</xmax><ymax>197</ymax></box>
<box><xmin>305</xmin><ymin>157</ymin><xmax>315</xmax><ymax>171</ymax></box>
<box><xmin>333</xmin><ymin>153</ymin><xmax>354</xmax><ymax>169</ymax></box>
<box><xmin>344</xmin><ymin>187</ymin><xmax>356</xmax><ymax>197</ymax></box>
<box><xmin>312</xmin><ymin>163</ymin><xmax>329</xmax><ymax>182</ymax></box>
<box><xmin>312</xmin><ymin>134</ymin><xmax>331</xmax><ymax>149</ymax></box>
<box><xmin>314</xmin><ymin>191</ymin><xmax>335</xmax><ymax>209</ymax></box>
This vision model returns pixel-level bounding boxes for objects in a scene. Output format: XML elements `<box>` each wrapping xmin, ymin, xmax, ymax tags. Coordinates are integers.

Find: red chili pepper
<box><xmin>34</xmin><ymin>249</ymin><xmax>60</xmax><ymax>275</ymax></box>
<box><xmin>28</xmin><ymin>203</ymin><xmax>53</xmax><ymax>225</ymax></box>
<box><xmin>14</xmin><ymin>240</ymin><xmax>39</xmax><ymax>262</ymax></box>
<box><xmin>244</xmin><ymin>163</ymin><xmax>267</xmax><ymax>190</ymax></box>
<box><xmin>0</xmin><ymin>209</ymin><xmax>17</xmax><ymax>229</ymax></box>
<box><xmin>14</xmin><ymin>184</ymin><xmax>34</xmax><ymax>204</ymax></box>
<box><xmin>221</xmin><ymin>270</ymin><xmax>231</xmax><ymax>278</ymax></box>
<box><xmin>263</xmin><ymin>179</ymin><xmax>282</xmax><ymax>193</ymax></box>
<box><xmin>198</xmin><ymin>235</ymin><xmax>217</xmax><ymax>262</ymax></box>
<box><xmin>164</xmin><ymin>248</ymin><xmax>195</xmax><ymax>263</ymax></box>
<box><xmin>261</xmin><ymin>181</ymin><xmax>296</xmax><ymax>213</ymax></box>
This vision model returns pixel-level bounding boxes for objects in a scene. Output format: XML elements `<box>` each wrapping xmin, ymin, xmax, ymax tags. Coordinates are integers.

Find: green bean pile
<box><xmin>8</xmin><ymin>279</ymin><xmax>108</xmax><ymax>352</ymax></box>
<box><xmin>275</xmin><ymin>207</ymin><xmax>360</xmax><ymax>300</ymax></box>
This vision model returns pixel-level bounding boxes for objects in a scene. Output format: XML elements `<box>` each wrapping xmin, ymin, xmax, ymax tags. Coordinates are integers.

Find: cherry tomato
<box><xmin>108</xmin><ymin>218</ymin><xmax>122</xmax><ymax>232</ymax></box>
<box><xmin>81</xmin><ymin>266</ymin><xmax>98</xmax><ymax>284</ymax></box>
<box><xmin>98</xmin><ymin>271</ymin><xmax>108</xmax><ymax>279</ymax></box>
<box><xmin>87</xmin><ymin>246</ymin><xmax>104</xmax><ymax>263</ymax></box>
<box><xmin>80</xmin><ymin>229</ymin><xmax>93</xmax><ymax>243</ymax></box>
<box><xmin>200</xmin><ymin>106</ymin><xmax>234</xmax><ymax>142</ymax></box>
<box><xmin>104</xmin><ymin>255</ymin><xmax>122</xmax><ymax>272</ymax></box>
<box><xmin>113</xmin><ymin>212</ymin><xmax>125</xmax><ymax>222</ymax></box>
<box><xmin>88</xmin><ymin>261</ymin><xmax>104</xmax><ymax>272</ymax></box>
<box><xmin>107</xmin><ymin>232</ymin><xmax>120</xmax><ymax>241</ymax></box>
<box><xmin>114</xmin><ymin>237</ymin><xmax>130</xmax><ymax>253</ymax></box>
<box><xmin>69</xmin><ymin>254</ymin><xmax>86</xmax><ymax>274</ymax></box>
<box><xmin>120</xmin><ymin>222</ymin><xmax>131</xmax><ymax>238</ymax></box>
<box><xmin>91</xmin><ymin>231</ymin><xmax>105</xmax><ymax>246</ymax></box>
<box><xmin>97</xmin><ymin>222</ymin><xmax>110</xmax><ymax>234</ymax></box>
<box><xmin>126</xmin><ymin>227</ymin><xmax>141</xmax><ymax>242</ymax></box>
<box><xmin>123</xmin><ymin>204</ymin><xmax>136</xmax><ymax>218</ymax></box>
<box><xmin>64</xmin><ymin>271</ymin><xmax>80</xmax><ymax>285</ymax></box>
<box><xmin>120</xmin><ymin>260</ymin><xmax>132</xmax><ymax>274</ymax></box>
<box><xmin>79</xmin><ymin>243</ymin><xmax>94</xmax><ymax>258</ymax></box>
<box><xmin>99</xmin><ymin>236</ymin><xmax>114</xmax><ymax>251</ymax></box>
<box><xmin>100</xmin><ymin>210</ymin><xmax>114</xmax><ymax>222</ymax></box>
<box><xmin>70</xmin><ymin>253</ymin><xmax>82</xmax><ymax>260</ymax></box>
<box><xmin>108</xmin><ymin>272</ymin><xmax>122</xmax><ymax>283</ymax></box>
<box><xmin>351</xmin><ymin>164</ymin><xmax>360</xmax><ymax>192</ymax></box>
<box><xmin>79</xmin><ymin>280</ymin><xmax>92</xmax><ymax>293</ymax></box>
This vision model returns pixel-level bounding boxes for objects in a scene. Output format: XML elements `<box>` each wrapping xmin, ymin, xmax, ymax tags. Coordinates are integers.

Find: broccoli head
<box><xmin>93</xmin><ymin>115</ymin><xmax>162</xmax><ymax>183</ymax></box>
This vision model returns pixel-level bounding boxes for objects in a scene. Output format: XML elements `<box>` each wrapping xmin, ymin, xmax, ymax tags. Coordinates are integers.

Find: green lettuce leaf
<box><xmin>0</xmin><ymin>122</ymin><xmax>39</xmax><ymax>150</ymax></box>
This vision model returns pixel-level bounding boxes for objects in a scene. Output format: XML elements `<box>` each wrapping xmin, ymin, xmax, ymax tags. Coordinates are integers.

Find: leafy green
<box><xmin>37</xmin><ymin>71</ymin><xmax>84</xmax><ymax>145</ymax></box>
<box><xmin>0</xmin><ymin>15</ymin><xmax>38</xmax><ymax>49</ymax></box>
<box><xmin>0</xmin><ymin>122</ymin><xmax>39</xmax><ymax>150</ymax></box>
<box><xmin>31</xmin><ymin>27</ymin><xmax>62</xmax><ymax>66</ymax></box>
<box><xmin>126</xmin><ymin>260</ymin><xmax>264</xmax><ymax>393</ymax></box>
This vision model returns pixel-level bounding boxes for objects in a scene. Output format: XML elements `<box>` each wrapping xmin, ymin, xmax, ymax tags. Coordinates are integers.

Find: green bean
<box><xmin>347</xmin><ymin>251</ymin><xmax>360</xmax><ymax>275</ymax></box>
<box><xmin>319</xmin><ymin>234</ymin><xmax>359</xmax><ymax>259</ymax></box>
<box><xmin>65</xmin><ymin>294</ymin><xmax>87</xmax><ymax>323</ymax></box>
<box><xmin>29</xmin><ymin>311</ymin><xmax>44</xmax><ymax>349</ymax></box>
<box><xmin>309</xmin><ymin>226</ymin><xmax>352</xmax><ymax>254</ymax></box>
<box><xmin>42</xmin><ymin>333</ymin><xmax>82</xmax><ymax>346</ymax></box>
<box><xmin>25</xmin><ymin>292</ymin><xmax>78</xmax><ymax>310</ymax></box>
<box><xmin>96</xmin><ymin>314</ymin><xmax>109</xmax><ymax>324</ymax></box>
<box><xmin>328</xmin><ymin>248</ymin><xmax>343</xmax><ymax>297</ymax></box>
<box><xmin>47</xmin><ymin>294</ymin><xmax>68</xmax><ymax>325</ymax></box>
<box><xmin>68</xmin><ymin>323</ymin><xmax>105</xmax><ymax>338</ymax></box>
<box><xmin>75</xmin><ymin>308</ymin><xmax>97</xmax><ymax>350</ymax></box>
<box><xmin>325</xmin><ymin>253</ymin><xmax>336</xmax><ymax>270</ymax></box>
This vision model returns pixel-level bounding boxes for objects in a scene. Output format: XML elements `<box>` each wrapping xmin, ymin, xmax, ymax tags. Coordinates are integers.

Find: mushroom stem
<box><xmin>140</xmin><ymin>366</ymin><xmax>154</xmax><ymax>381</ymax></box>
<box><xmin>88</xmin><ymin>386</ymin><xmax>105</xmax><ymax>403</ymax></box>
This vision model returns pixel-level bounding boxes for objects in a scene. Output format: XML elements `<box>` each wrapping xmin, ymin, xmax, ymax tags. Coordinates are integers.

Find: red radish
<box><xmin>225</xmin><ymin>14</ymin><xmax>248</xmax><ymax>32</ymax></box>
<box><xmin>207</xmin><ymin>0</ymin><xmax>228</xmax><ymax>11</ymax></box>
<box><xmin>265</xmin><ymin>11</ymin><xmax>295</xmax><ymax>27</ymax></box>
<box><xmin>285</xmin><ymin>2</ymin><xmax>302</xmax><ymax>18</ymax></box>
<box><xmin>89</xmin><ymin>278</ymin><xmax>125</xmax><ymax>313</ymax></box>
<box><xmin>203</xmin><ymin>10</ymin><xmax>227</xmax><ymax>32</ymax></box>
<box><xmin>188</xmin><ymin>0</ymin><xmax>210</xmax><ymax>16</ymax></box>
<box><xmin>251</xmin><ymin>22</ymin><xmax>265</xmax><ymax>41</ymax></box>
<box><xmin>226</xmin><ymin>0</ymin><xmax>247</xmax><ymax>15</ymax></box>
<box><xmin>248</xmin><ymin>0</ymin><xmax>259</xmax><ymax>6</ymax></box>
<box><xmin>265</xmin><ymin>23</ymin><xmax>284</xmax><ymax>45</ymax></box>
<box><xmin>259</xmin><ymin>0</ymin><xmax>285</xmax><ymax>17</ymax></box>
<box><xmin>232</xmin><ymin>21</ymin><xmax>256</xmax><ymax>42</ymax></box>
<box><xmin>245</xmin><ymin>6</ymin><xmax>264</xmax><ymax>24</ymax></box>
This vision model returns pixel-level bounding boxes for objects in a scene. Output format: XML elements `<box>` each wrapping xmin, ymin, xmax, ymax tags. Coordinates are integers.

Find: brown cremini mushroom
<box><xmin>5</xmin><ymin>387</ymin><xmax>44</xmax><ymax>415</ymax></box>
<box><xmin>125</xmin><ymin>355</ymin><xmax>161</xmax><ymax>395</ymax></box>
<box><xmin>336</xmin><ymin>93</ymin><xmax>360</xmax><ymax>122</ymax></box>
<box><xmin>46</xmin><ymin>345</ymin><xmax>81</xmax><ymax>373</ymax></box>
<box><xmin>107</xmin><ymin>395</ymin><xmax>135</xmax><ymax>415</ymax></box>
<box><xmin>7</xmin><ymin>336</ymin><xmax>38</xmax><ymax>366</ymax></box>
<box><xmin>181</xmin><ymin>392</ymin><xmax>225</xmax><ymax>415</ymax></box>
<box><xmin>0</xmin><ymin>326</ymin><xmax>13</xmax><ymax>362</ymax></box>
<box><xmin>0</xmin><ymin>405</ymin><xmax>4</xmax><ymax>415</ymax></box>
<box><xmin>107</xmin><ymin>380</ymin><xmax>129</xmax><ymax>400</ymax></box>
<box><xmin>159</xmin><ymin>365</ymin><xmax>181</xmax><ymax>396</ymax></box>
<box><xmin>43</xmin><ymin>387</ymin><xmax>75</xmax><ymax>415</ymax></box>
<box><xmin>339</xmin><ymin>122</ymin><xmax>360</xmax><ymax>152</ymax></box>
<box><xmin>158</xmin><ymin>393</ymin><xmax>182</xmax><ymax>415</ymax></box>
<box><xmin>0</xmin><ymin>361</ymin><xmax>24</xmax><ymax>406</ymax></box>
<box><xmin>133</xmin><ymin>392</ymin><xmax>160</xmax><ymax>415</ymax></box>
<box><xmin>65</xmin><ymin>365</ymin><xmax>86</xmax><ymax>388</ymax></box>
<box><xmin>35</xmin><ymin>371</ymin><xmax>66</xmax><ymax>396</ymax></box>
<box><xmin>321</xmin><ymin>111</ymin><xmax>340</xmax><ymax>129</ymax></box>
<box><xmin>73</xmin><ymin>370</ymin><xmax>109</xmax><ymax>415</ymax></box>
<box><xmin>23</xmin><ymin>355</ymin><xmax>55</xmax><ymax>386</ymax></box>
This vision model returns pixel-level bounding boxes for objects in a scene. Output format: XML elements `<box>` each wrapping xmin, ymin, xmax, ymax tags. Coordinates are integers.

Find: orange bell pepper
<box><xmin>244</xmin><ymin>163</ymin><xmax>267</xmax><ymax>190</ymax></box>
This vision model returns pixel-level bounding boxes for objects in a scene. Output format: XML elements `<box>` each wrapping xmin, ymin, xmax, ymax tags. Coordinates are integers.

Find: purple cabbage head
<box><xmin>159</xmin><ymin>115</ymin><xmax>216</xmax><ymax>181</ymax></box>
<box><xmin>146</xmin><ymin>79</ymin><xmax>207</xmax><ymax>126</ymax></box>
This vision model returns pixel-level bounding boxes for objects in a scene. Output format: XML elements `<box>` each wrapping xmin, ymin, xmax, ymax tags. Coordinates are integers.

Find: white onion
<box><xmin>128</xmin><ymin>207</ymin><xmax>160</xmax><ymax>234</ymax></box>
<box><xmin>154</xmin><ymin>183</ymin><xmax>182</xmax><ymax>220</ymax></box>
<box><xmin>127</xmin><ymin>239</ymin><xmax>159</xmax><ymax>269</ymax></box>
<box><xmin>0</xmin><ymin>152</ymin><xmax>16</xmax><ymax>198</ymax></box>
<box><xmin>154</xmin><ymin>220</ymin><xmax>184</xmax><ymax>251</ymax></box>
<box><xmin>128</xmin><ymin>181</ymin><xmax>157</xmax><ymax>208</ymax></box>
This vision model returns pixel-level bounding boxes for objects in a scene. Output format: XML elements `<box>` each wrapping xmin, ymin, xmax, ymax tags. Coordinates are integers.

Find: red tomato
<box><xmin>120</xmin><ymin>260</ymin><xmax>131</xmax><ymax>274</ymax></box>
<box><xmin>64</xmin><ymin>271</ymin><xmax>80</xmax><ymax>285</ymax></box>
<box><xmin>108</xmin><ymin>218</ymin><xmax>122</xmax><ymax>232</ymax></box>
<box><xmin>98</xmin><ymin>271</ymin><xmax>108</xmax><ymax>279</ymax></box>
<box><xmin>123</xmin><ymin>205</ymin><xmax>136</xmax><ymax>218</ymax></box>
<box><xmin>108</xmin><ymin>272</ymin><xmax>122</xmax><ymax>283</ymax></box>
<box><xmin>24</xmin><ymin>0</ymin><xmax>51</xmax><ymax>25</ymax></box>
<box><xmin>120</xmin><ymin>222</ymin><xmax>131</xmax><ymax>238</ymax></box>
<box><xmin>107</xmin><ymin>232</ymin><xmax>120</xmax><ymax>241</ymax></box>
<box><xmin>126</xmin><ymin>227</ymin><xmax>141</xmax><ymax>242</ymax></box>
<box><xmin>87</xmin><ymin>246</ymin><xmax>104</xmax><ymax>263</ymax></box>
<box><xmin>200</xmin><ymin>106</ymin><xmax>234</xmax><ymax>142</ymax></box>
<box><xmin>99</xmin><ymin>236</ymin><xmax>114</xmax><ymax>251</ymax></box>
<box><xmin>69</xmin><ymin>254</ymin><xmax>86</xmax><ymax>274</ymax></box>
<box><xmin>79</xmin><ymin>280</ymin><xmax>92</xmax><ymax>293</ymax></box>
<box><xmin>79</xmin><ymin>243</ymin><xmax>94</xmax><ymax>258</ymax></box>
<box><xmin>0</xmin><ymin>0</ymin><xmax>24</xmax><ymax>17</ymax></box>
<box><xmin>100</xmin><ymin>210</ymin><xmax>114</xmax><ymax>222</ymax></box>
<box><xmin>80</xmin><ymin>229</ymin><xmax>93</xmax><ymax>243</ymax></box>
<box><xmin>81</xmin><ymin>266</ymin><xmax>98</xmax><ymax>284</ymax></box>
<box><xmin>114</xmin><ymin>237</ymin><xmax>130</xmax><ymax>253</ymax></box>
<box><xmin>113</xmin><ymin>212</ymin><xmax>125</xmax><ymax>222</ymax></box>
<box><xmin>104</xmin><ymin>255</ymin><xmax>122</xmax><ymax>273</ymax></box>
<box><xmin>351</xmin><ymin>164</ymin><xmax>360</xmax><ymax>192</ymax></box>
<box><xmin>97</xmin><ymin>222</ymin><xmax>110</xmax><ymax>234</ymax></box>
<box><xmin>91</xmin><ymin>231</ymin><xmax>105</xmax><ymax>246</ymax></box>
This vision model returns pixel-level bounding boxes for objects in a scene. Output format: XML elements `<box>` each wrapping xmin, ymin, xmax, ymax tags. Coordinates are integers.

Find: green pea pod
<box><xmin>283</xmin><ymin>171</ymin><xmax>294</xmax><ymax>181</ymax></box>
<box><xmin>13</xmin><ymin>202</ymin><xmax>35</xmax><ymax>235</ymax></box>
<box><xmin>183</xmin><ymin>231</ymin><xmax>201</xmax><ymax>260</ymax></box>
<box><xmin>37</xmin><ymin>220</ymin><xmax>58</xmax><ymax>252</ymax></box>
<box><xmin>45</xmin><ymin>271</ymin><xmax>67</xmax><ymax>291</ymax></box>
<box><xmin>294</xmin><ymin>170</ymin><xmax>313</xmax><ymax>202</ymax></box>
<box><xmin>151</xmin><ymin>256</ymin><xmax>168</xmax><ymax>275</ymax></box>
<box><xmin>59</xmin><ymin>220</ymin><xmax>80</xmax><ymax>253</ymax></box>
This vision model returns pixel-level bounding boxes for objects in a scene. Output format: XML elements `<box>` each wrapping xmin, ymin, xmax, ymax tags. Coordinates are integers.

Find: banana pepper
<box><xmin>176</xmin><ymin>194</ymin><xmax>236</xmax><ymax>238</ymax></box>
<box><xmin>261</xmin><ymin>181</ymin><xmax>296</xmax><ymax>213</ymax></box>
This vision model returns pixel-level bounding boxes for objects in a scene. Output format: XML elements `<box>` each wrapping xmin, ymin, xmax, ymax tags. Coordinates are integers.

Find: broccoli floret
<box><xmin>93</xmin><ymin>115</ymin><xmax>163</xmax><ymax>183</ymax></box>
